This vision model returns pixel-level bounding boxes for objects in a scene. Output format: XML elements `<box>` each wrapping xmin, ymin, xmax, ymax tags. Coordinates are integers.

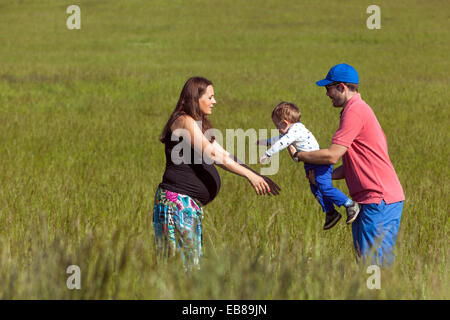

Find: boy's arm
<box><xmin>257</xmin><ymin>135</ymin><xmax>282</xmax><ymax>146</ymax></box>
<box><xmin>265</xmin><ymin>131</ymin><xmax>299</xmax><ymax>157</ymax></box>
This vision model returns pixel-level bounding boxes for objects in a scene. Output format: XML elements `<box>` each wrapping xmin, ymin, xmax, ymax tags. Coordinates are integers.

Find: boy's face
<box><xmin>272</xmin><ymin>116</ymin><xmax>292</xmax><ymax>134</ymax></box>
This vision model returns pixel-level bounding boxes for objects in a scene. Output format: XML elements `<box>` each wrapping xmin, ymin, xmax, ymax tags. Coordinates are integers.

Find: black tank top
<box><xmin>159</xmin><ymin>131</ymin><xmax>221</xmax><ymax>206</ymax></box>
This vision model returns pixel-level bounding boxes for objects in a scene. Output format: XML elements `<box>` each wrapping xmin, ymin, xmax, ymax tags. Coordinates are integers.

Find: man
<box><xmin>290</xmin><ymin>63</ymin><xmax>405</xmax><ymax>265</ymax></box>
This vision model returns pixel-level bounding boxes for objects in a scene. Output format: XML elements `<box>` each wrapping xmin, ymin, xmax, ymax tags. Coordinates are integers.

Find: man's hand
<box><xmin>306</xmin><ymin>169</ymin><xmax>317</xmax><ymax>186</ymax></box>
<box><xmin>331</xmin><ymin>165</ymin><xmax>345</xmax><ymax>180</ymax></box>
<box><xmin>287</xmin><ymin>144</ymin><xmax>297</xmax><ymax>160</ymax></box>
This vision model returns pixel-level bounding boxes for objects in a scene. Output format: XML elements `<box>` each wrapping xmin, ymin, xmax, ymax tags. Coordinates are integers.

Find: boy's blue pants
<box><xmin>352</xmin><ymin>200</ymin><xmax>403</xmax><ymax>266</ymax></box>
<box><xmin>304</xmin><ymin>163</ymin><xmax>349</xmax><ymax>213</ymax></box>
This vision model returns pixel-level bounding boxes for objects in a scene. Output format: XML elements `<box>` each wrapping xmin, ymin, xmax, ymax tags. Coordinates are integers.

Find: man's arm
<box><xmin>296</xmin><ymin>143</ymin><xmax>348</xmax><ymax>165</ymax></box>
<box><xmin>331</xmin><ymin>165</ymin><xmax>345</xmax><ymax>180</ymax></box>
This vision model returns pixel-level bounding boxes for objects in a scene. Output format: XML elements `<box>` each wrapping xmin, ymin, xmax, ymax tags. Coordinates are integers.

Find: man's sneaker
<box><xmin>346</xmin><ymin>201</ymin><xmax>361</xmax><ymax>224</ymax></box>
<box><xmin>323</xmin><ymin>209</ymin><xmax>342</xmax><ymax>230</ymax></box>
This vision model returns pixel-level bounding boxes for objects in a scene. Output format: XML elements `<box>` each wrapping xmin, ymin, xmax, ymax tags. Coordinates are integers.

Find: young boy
<box><xmin>258</xmin><ymin>102</ymin><xmax>360</xmax><ymax>229</ymax></box>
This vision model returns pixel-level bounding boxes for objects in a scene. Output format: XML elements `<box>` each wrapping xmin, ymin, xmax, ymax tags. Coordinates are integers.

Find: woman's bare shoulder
<box><xmin>170</xmin><ymin>114</ymin><xmax>195</xmax><ymax>131</ymax></box>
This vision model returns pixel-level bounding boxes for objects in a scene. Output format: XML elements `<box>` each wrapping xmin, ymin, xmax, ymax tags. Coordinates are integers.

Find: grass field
<box><xmin>0</xmin><ymin>0</ymin><xmax>448</xmax><ymax>299</ymax></box>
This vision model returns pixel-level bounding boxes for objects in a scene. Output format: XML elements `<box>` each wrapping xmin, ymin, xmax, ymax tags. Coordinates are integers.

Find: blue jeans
<box><xmin>352</xmin><ymin>200</ymin><xmax>403</xmax><ymax>266</ymax></box>
<box><xmin>304</xmin><ymin>163</ymin><xmax>350</xmax><ymax>213</ymax></box>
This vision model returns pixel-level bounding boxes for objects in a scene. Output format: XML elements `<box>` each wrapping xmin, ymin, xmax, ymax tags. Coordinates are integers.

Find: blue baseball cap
<box><xmin>316</xmin><ymin>63</ymin><xmax>359</xmax><ymax>86</ymax></box>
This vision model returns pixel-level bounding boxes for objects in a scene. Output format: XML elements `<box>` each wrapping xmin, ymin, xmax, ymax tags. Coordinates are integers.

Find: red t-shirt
<box><xmin>332</xmin><ymin>94</ymin><xmax>404</xmax><ymax>204</ymax></box>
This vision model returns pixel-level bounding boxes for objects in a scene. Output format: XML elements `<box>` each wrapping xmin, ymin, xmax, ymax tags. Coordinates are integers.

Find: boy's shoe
<box><xmin>346</xmin><ymin>201</ymin><xmax>361</xmax><ymax>224</ymax></box>
<box><xmin>323</xmin><ymin>209</ymin><xmax>342</xmax><ymax>230</ymax></box>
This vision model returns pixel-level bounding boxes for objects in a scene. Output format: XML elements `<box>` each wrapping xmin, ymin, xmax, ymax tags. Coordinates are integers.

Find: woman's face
<box><xmin>199</xmin><ymin>85</ymin><xmax>216</xmax><ymax>115</ymax></box>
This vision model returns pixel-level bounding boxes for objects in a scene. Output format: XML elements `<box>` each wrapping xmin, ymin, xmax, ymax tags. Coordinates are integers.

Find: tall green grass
<box><xmin>0</xmin><ymin>0</ymin><xmax>448</xmax><ymax>299</ymax></box>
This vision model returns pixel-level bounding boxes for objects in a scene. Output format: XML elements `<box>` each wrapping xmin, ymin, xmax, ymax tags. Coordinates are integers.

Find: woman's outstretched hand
<box><xmin>261</xmin><ymin>174</ymin><xmax>281</xmax><ymax>195</ymax></box>
<box><xmin>247</xmin><ymin>172</ymin><xmax>271</xmax><ymax>195</ymax></box>
<box><xmin>226</xmin><ymin>153</ymin><xmax>281</xmax><ymax>196</ymax></box>
<box><xmin>247</xmin><ymin>172</ymin><xmax>281</xmax><ymax>196</ymax></box>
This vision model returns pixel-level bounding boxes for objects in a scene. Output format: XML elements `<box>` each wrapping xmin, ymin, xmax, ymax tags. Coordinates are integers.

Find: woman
<box><xmin>153</xmin><ymin>76</ymin><xmax>280</xmax><ymax>266</ymax></box>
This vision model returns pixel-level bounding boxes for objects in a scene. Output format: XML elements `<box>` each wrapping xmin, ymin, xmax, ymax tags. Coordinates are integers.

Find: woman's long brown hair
<box><xmin>160</xmin><ymin>77</ymin><xmax>214</xmax><ymax>143</ymax></box>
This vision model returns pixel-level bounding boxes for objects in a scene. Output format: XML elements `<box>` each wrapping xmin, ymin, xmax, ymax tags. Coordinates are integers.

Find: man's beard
<box><xmin>332</xmin><ymin>96</ymin><xmax>346</xmax><ymax>108</ymax></box>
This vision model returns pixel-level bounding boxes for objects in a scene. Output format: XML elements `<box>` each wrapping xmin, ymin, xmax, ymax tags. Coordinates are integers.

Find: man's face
<box><xmin>326</xmin><ymin>83</ymin><xmax>346</xmax><ymax>108</ymax></box>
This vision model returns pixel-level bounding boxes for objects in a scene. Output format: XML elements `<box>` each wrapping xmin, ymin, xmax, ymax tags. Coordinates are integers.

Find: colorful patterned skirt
<box><xmin>153</xmin><ymin>186</ymin><xmax>203</xmax><ymax>266</ymax></box>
